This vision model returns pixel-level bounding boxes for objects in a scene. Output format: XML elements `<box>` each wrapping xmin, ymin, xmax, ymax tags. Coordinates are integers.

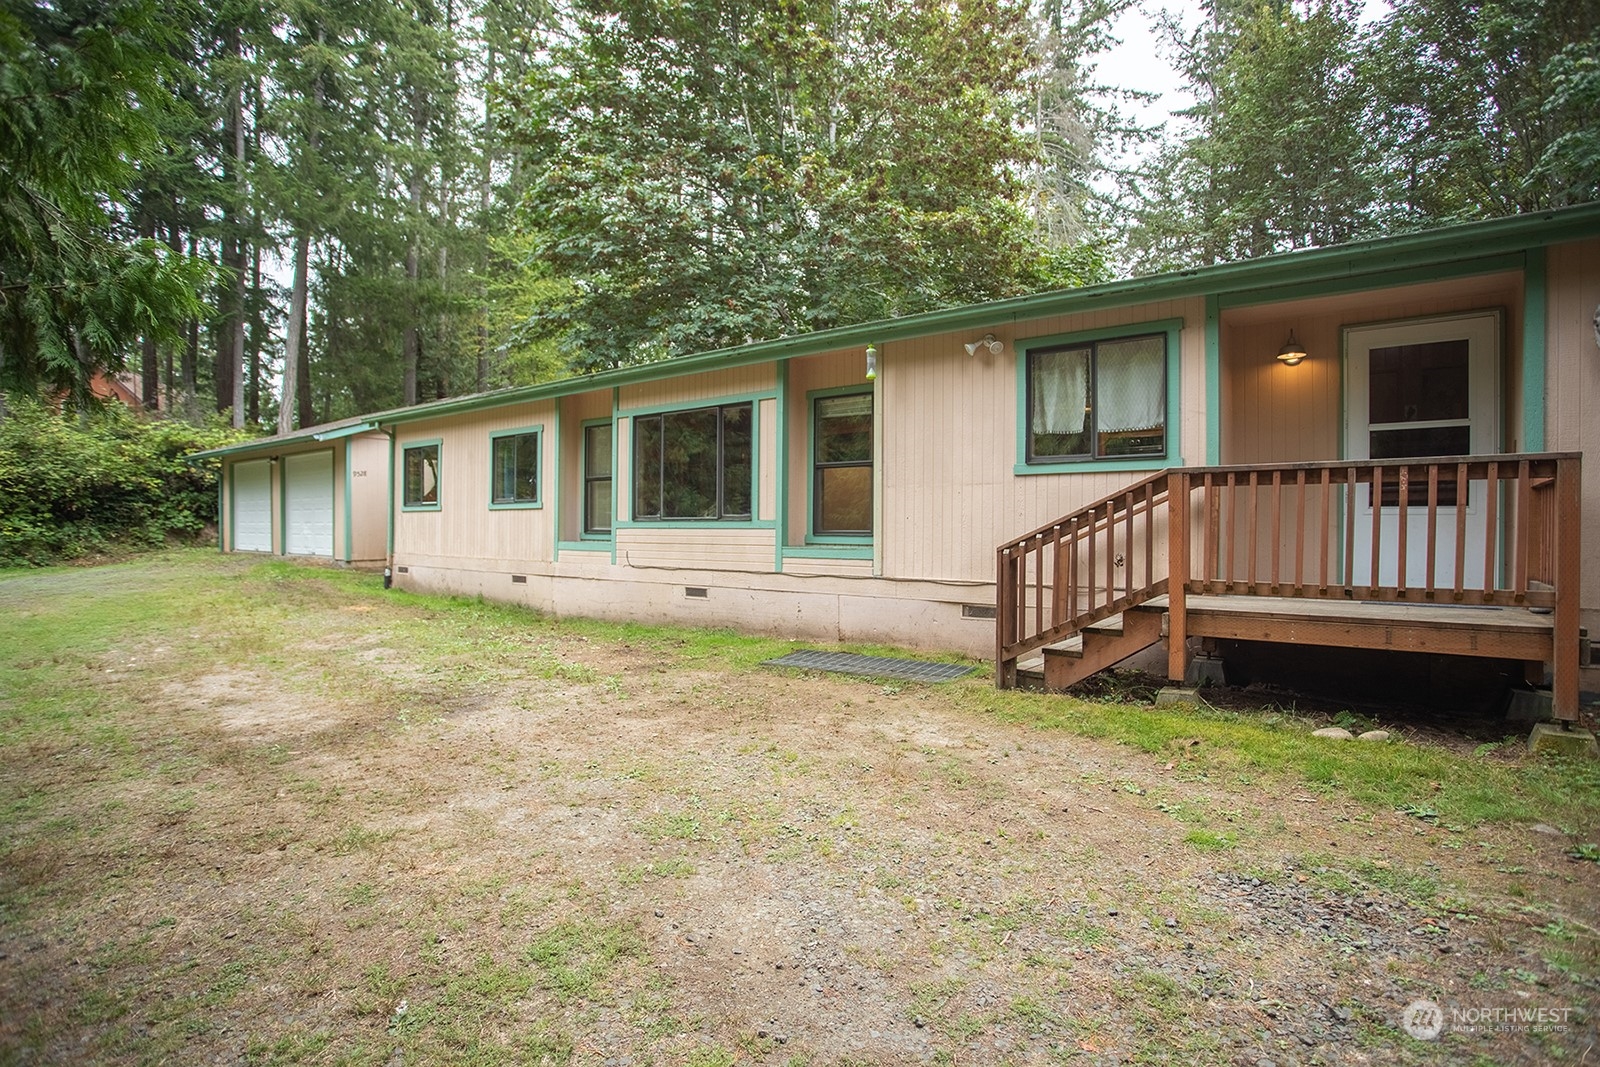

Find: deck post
<box><xmin>996</xmin><ymin>547</ymin><xmax>1016</xmax><ymax>689</ymax></box>
<box><xmin>1551</xmin><ymin>456</ymin><xmax>1581</xmax><ymax>721</ymax></box>
<box><xmin>1167</xmin><ymin>470</ymin><xmax>1191</xmax><ymax>683</ymax></box>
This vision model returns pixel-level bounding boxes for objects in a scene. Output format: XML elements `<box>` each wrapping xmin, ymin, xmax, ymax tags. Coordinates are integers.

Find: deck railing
<box><xmin>996</xmin><ymin>453</ymin><xmax>1582</xmax><ymax>711</ymax></box>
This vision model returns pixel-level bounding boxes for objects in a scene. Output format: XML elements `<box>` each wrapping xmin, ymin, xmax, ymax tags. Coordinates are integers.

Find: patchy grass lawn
<box><xmin>0</xmin><ymin>550</ymin><xmax>1596</xmax><ymax>1066</ymax></box>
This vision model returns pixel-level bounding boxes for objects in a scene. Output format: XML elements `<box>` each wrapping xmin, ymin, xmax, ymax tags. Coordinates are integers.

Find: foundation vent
<box><xmin>511</xmin><ymin>574</ymin><xmax>527</xmax><ymax>584</ymax></box>
<box><xmin>961</xmin><ymin>604</ymin><xmax>997</xmax><ymax>620</ymax></box>
<box><xmin>685</xmin><ymin>587</ymin><xmax>709</xmax><ymax>599</ymax></box>
<box><xmin>397</xmin><ymin>566</ymin><xmax>410</xmax><ymax>574</ymax></box>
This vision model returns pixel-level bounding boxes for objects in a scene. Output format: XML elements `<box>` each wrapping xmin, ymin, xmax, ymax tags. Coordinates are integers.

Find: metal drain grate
<box><xmin>761</xmin><ymin>650</ymin><xmax>974</xmax><ymax>683</ymax></box>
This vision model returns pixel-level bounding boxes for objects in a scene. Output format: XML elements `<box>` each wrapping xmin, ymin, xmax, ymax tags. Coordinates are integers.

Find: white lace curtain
<box><xmin>1031</xmin><ymin>336</ymin><xmax>1164</xmax><ymax>435</ymax></box>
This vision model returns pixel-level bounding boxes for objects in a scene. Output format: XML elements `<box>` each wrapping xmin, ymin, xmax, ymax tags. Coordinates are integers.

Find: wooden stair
<box><xmin>1020</xmin><ymin>606</ymin><xmax>1166</xmax><ymax>691</ymax></box>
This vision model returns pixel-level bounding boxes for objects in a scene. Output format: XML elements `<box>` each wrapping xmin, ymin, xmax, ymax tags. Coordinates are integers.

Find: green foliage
<box><xmin>1120</xmin><ymin>0</ymin><xmax>1378</xmax><ymax>271</ymax></box>
<box><xmin>1119</xmin><ymin>0</ymin><xmax>1600</xmax><ymax>271</ymax></box>
<box><xmin>0</xmin><ymin>400</ymin><xmax>249</xmax><ymax>565</ymax></box>
<box><xmin>0</xmin><ymin>0</ymin><xmax>212</xmax><ymax>402</ymax></box>
<box><xmin>505</xmin><ymin>0</ymin><xmax>1080</xmax><ymax>371</ymax></box>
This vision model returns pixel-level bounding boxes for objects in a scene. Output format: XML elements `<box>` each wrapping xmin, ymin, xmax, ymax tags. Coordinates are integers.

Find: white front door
<box><xmin>232</xmin><ymin>459</ymin><xmax>273</xmax><ymax>553</ymax></box>
<box><xmin>1344</xmin><ymin>311</ymin><xmax>1500</xmax><ymax>589</ymax></box>
<box><xmin>283</xmin><ymin>451</ymin><xmax>334</xmax><ymax>557</ymax></box>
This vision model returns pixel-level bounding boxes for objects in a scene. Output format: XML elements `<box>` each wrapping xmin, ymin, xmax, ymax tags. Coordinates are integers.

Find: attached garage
<box><xmin>283</xmin><ymin>451</ymin><xmax>334</xmax><ymax>557</ymax></box>
<box><xmin>231</xmin><ymin>459</ymin><xmax>273</xmax><ymax>553</ymax></box>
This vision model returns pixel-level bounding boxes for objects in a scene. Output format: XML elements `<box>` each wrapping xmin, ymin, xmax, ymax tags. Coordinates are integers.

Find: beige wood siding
<box><xmin>618</xmin><ymin>363</ymin><xmax>775</xmax><ymax>410</ymax></box>
<box><xmin>393</xmin><ymin>402</ymin><xmax>557</xmax><ymax>567</ymax></box>
<box><xmin>1544</xmin><ymin>237</ymin><xmax>1600</xmax><ymax>628</ymax></box>
<box><xmin>879</xmin><ymin>298</ymin><xmax>1204</xmax><ymax>584</ymax></box>
<box><xmin>347</xmin><ymin>434</ymin><xmax>390</xmax><ymax>562</ymax></box>
<box><xmin>1220</xmin><ymin>271</ymin><xmax>1524</xmax><ymax>463</ymax></box>
<box><xmin>615</xmin><ymin>527</ymin><xmax>776</xmax><ymax>572</ymax></box>
<box><xmin>759</xmin><ymin>397</ymin><xmax>778</xmax><ymax>522</ymax></box>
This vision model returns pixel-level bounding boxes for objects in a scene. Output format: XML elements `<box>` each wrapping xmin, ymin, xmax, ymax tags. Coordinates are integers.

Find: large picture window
<box><xmin>583</xmin><ymin>422</ymin><xmax>613</xmax><ymax>535</ymax></box>
<box><xmin>489</xmin><ymin>429</ymin><xmax>540</xmax><ymax>507</ymax></box>
<box><xmin>402</xmin><ymin>442</ymin><xmax>440</xmax><ymax>509</ymax></box>
<box><xmin>632</xmin><ymin>402</ymin><xmax>753</xmax><ymax>521</ymax></box>
<box><xmin>1027</xmin><ymin>333</ymin><xmax>1166</xmax><ymax>462</ymax></box>
<box><xmin>813</xmin><ymin>393</ymin><xmax>872</xmax><ymax>537</ymax></box>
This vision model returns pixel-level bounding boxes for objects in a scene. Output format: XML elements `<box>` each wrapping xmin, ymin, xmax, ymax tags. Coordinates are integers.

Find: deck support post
<box><xmin>996</xmin><ymin>547</ymin><xmax>1016</xmax><ymax>689</ymax></box>
<box><xmin>1552</xmin><ymin>456</ymin><xmax>1581</xmax><ymax>721</ymax></box>
<box><xmin>1167</xmin><ymin>470</ymin><xmax>1191</xmax><ymax>683</ymax></box>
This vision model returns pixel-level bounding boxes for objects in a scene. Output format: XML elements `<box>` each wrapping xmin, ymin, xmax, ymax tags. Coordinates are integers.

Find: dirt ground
<box><xmin>0</xmin><ymin>560</ymin><xmax>1596</xmax><ymax>1065</ymax></box>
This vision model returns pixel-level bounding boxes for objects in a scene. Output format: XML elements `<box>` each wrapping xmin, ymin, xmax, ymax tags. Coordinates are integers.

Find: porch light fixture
<box><xmin>964</xmin><ymin>333</ymin><xmax>1004</xmax><ymax>357</ymax></box>
<box><xmin>865</xmin><ymin>342</ymin><xmax>879</xmax><ymax>381</ymax></box>
<box><xmin>1277</xmin><ymin>330</ymin><xmax>1307</xmax><ymax>366</ymax></box>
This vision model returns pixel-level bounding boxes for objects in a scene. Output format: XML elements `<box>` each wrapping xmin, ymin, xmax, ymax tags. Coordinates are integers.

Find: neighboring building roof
<box><xmin>192</xmin><ymin>202</ymin><xmax>1600</xmax><ymax>461</ymax></box>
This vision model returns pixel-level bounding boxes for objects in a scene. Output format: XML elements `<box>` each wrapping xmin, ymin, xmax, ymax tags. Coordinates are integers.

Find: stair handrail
<box><xmin>997</xmin><ymin>469</ymin><xmax>1173</xmax><ymax>679</ymax></box>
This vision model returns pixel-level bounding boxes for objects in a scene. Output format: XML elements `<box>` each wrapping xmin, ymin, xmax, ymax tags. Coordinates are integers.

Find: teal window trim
<box><xmin>614</xmin><ymin>519</ymin><xmax>776</xmax><ymax>531</ymax></box>
<box><xmin>628</xmin><ymin>395</ymin><xmax>760</xmax><ymax>523</ymax></box>
<box><xmin>580</xmin><ymin>417</ymin><xmax>615</xmax><ymax>541</ymax></box>
<box><xmin>780</xmin><ymin>544</ymin><xmax>873</xmax><ymax>560</ymax></box>
<box><xmin>400</xmin><ymin>438</ymin><xmax>443</xmax><ymax>512</ymax></box>
<box><xmin>1521</xmin><ymin>247</ymin><xmax>1546</xmax><ymax>452</ymax></box>
<box><xmin>487</xmin><ymin>424</ymin><xmax>544</xmax><ymax>510</ymax></box>
<box><xmin>557</xmin><ymin>539</ymin><xmax>612</xmax><ymax>554</ymax></box>
<box><xmin>1014</xmin><ymin>317</ymin><xmax>1185</xmax><ymax>476</ymax></box>
<box><xmin>805</xmin><ymin>383</ymin><xmax>874</xmax><ymax>546</ymax></box>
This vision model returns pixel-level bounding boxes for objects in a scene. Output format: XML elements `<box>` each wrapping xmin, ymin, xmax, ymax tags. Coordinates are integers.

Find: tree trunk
<box><xmin>296</xmin><ymin>293</ymin><xmax>314</xmax><ymax>428</ymax></box>
<box><xmin>230</xmin><ymin>73</ymin><xmax>247</xmax><ymax>429</ymax></box>
<box><xmin>403</xmin><ymin>81</ymin><xmax>426</xmax><ymax>406</ymax></box>
<box><xmin>278</xmin><ymin>231</ymin><xmax>310</xmax><ymax>435</ymax></box>
<box><xmin>182</xmin><ymin>235</ymin><xmax>198</xmax><ymax>403</ymax></box>
<box><xmin>248</xmin><ymin>244</ymin><xmax>262</xmax><ymax>423</ymax></box>
<box><xmin>140</xmin><ymin>334</ymin><xmax>159</xmax><ymax>411</ymax></box>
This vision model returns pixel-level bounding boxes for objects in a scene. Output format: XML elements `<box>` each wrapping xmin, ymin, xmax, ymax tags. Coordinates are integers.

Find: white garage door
<box><xmin>232</xmin><ymin>459</ymin><xmax>273</xmax><ymax>553</ymax></box>
<box><xmin>283</xmin><ymin>451</ymin><xmax>334</xmax><ymax>557</ymax></box>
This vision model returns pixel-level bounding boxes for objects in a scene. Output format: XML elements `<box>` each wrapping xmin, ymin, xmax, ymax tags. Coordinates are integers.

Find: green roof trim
<box><xmin>313</xmin><ymin>421</ymin><xmax>380</xmax><ymax>443</ymax></box>
<box><xmin>191</xmin><ymin>204</ymin><xmax>1600</xmax><ymax>458</ymax></box>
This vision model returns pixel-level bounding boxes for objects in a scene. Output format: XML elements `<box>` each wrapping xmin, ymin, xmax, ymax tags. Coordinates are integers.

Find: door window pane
<box><xmin>1369</xmin><ymin>340</ymin><xmax>1469</xmax><ymax>424</ymax></box>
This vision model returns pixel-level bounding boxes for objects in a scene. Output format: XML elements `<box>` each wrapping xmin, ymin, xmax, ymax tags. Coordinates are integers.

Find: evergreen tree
<box><xmin>506</xmin><ymin>0</ymin><xmax>1077</xmax><ymax>371</ymax></box>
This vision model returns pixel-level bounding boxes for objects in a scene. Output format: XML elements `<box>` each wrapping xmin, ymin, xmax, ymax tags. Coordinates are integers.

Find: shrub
<box><xmin>0</xmin><ymin>398</ymin><xmax>254</xmax><ymax>565</ymax></box>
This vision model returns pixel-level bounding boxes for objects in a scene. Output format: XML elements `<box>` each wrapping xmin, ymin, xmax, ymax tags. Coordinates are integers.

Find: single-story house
<box><xmin>194</xmin><ymin>205</ymin><xmax>1600</xmax><ymax>720</ymax></box>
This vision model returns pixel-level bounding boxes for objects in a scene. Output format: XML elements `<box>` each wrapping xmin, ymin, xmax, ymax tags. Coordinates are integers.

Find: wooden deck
<box><xmin>997</xmin><ymin>454</ymin><xmax>1584</xmax><ymax>719</ymax></box>
<box><xmin>1016</xmin><ymin>596</ymin><xmax>1563</xmax><ymax>683</ymax></box>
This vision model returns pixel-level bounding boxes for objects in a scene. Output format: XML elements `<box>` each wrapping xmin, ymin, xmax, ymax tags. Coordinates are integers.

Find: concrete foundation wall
<box><xmin>391</xmin><ymin>562</ymin><xmax>1000</xmax><ymax>657</ymax></box>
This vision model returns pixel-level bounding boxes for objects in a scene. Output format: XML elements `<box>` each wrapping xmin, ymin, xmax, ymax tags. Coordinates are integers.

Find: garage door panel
<box><xmin>232</xmin><ymin>460</ymin><xmax>272</xmax><ymax>553</ymax></box>
<box><xmin>284</xmin><ymin>452</ymin><xmax>333</xmax><ymax>557</ymax></box>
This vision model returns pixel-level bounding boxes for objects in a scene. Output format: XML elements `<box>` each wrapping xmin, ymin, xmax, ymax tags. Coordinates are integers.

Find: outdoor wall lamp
<box><xmin>964</xmin><ymin>333</ymin><xmax>1004</xmax><ymax>357</ymax></box>
<box><xmin>865</xmin><ymin>343</ymin><xmax>879</xmax><ymax>381</ymax></box>
<box><xmin>1277</xmin><ymin>330</ymin><xmax>1307</xmax><ymax>366</ymax></box>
